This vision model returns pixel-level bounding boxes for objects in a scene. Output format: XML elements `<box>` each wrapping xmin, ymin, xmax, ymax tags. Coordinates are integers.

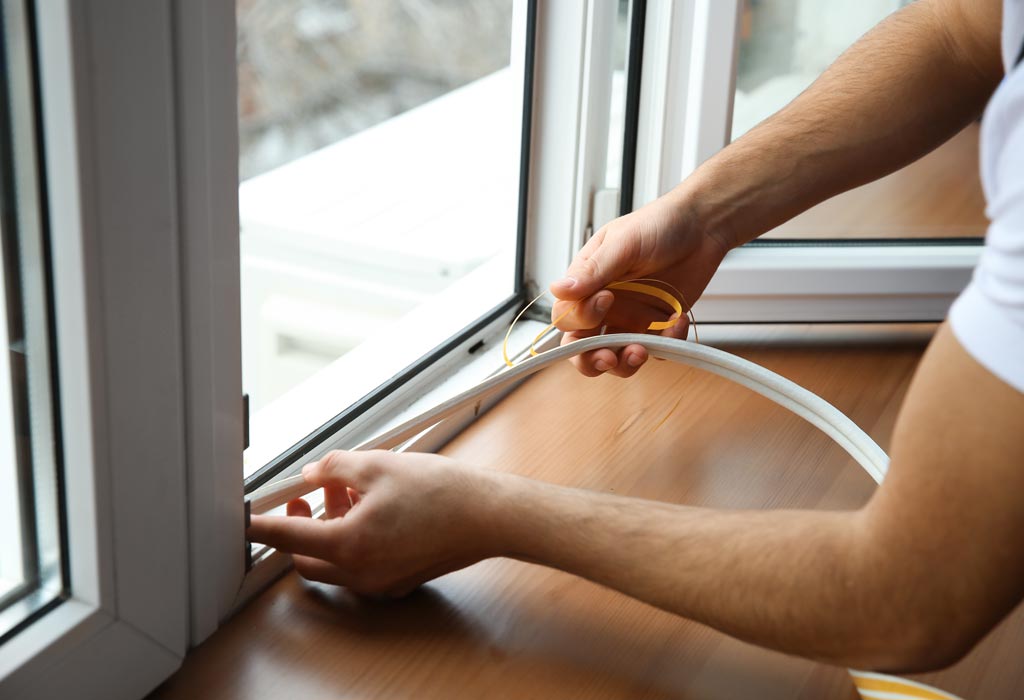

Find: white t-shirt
<box><xmin>948</xmin><ymin>1</ymin><xmax>1024</xmax><ymax>394</ymax></box>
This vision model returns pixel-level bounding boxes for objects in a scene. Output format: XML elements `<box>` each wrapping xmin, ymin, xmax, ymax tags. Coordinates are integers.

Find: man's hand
<box><xmin>247</xmin><ymin>450</ymin><xmax>505</xmax><ymax>598</ymax></box>
<box><xmin>551</xmin><ymin>0</ymin><xmax>1001</xmax><ymax>381</ymax></box>
<box><xmin>246</xmin><ymin>326</ymin><xmax>1024</xmax><ymax>671</ymax></box>
<box><xmin>550</xmin><ymin>198</ymin><xmax>730</xmax><ymax>378</ymax></box>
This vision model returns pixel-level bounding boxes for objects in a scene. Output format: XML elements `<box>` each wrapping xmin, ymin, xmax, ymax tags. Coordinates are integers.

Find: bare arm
<box><xmin>546</xmin><ymin>0</ymin><xmax>1004</xmax><ymax>378</ymax></box>
<box><xmin>246</xmin><ymin>0</ymin><xmax>1021</xmax><ymax>672</ymax></box>
<box><xmin>249</xmin><ymin>325</ymin><xmax>1024</xmax><ymax>672</ymax></box>
<box><xmin>486</xmin><ymin>325</ymin><xmax>1024</xmax><ymax>671</ymax></box>
<box><xmin>677</xmin><ymin>0</ymin><xmax>1003</xmax><ymax>249</ymax></box>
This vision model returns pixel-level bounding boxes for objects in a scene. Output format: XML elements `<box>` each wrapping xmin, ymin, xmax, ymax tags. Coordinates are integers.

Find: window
<box><xmin>2</xmin><ymin>0</ymin><xmax>196</xmax><ymax>694</ymax></box>
<box><xmin>238</xmin><ymin>0</ymin><xmax>531</xmax><ymax>486</ymax></box>
<box><xmin>0</xmin><ymin>2</ymin><xmax>65</xmax><ymax>638</ymax></box>
<box><xmin>237</xmin><ymin>0</ymin><xmax>648</xmax><ymax>589</ymax></box>
<box><xmin>7</xmin><ymin>0</ymin><xmax>979</xmax><ymax>695</ymax></box>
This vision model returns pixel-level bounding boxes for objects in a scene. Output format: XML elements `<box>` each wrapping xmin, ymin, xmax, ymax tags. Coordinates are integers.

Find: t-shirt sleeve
<box><xmin>948</xmin><ymin>90</ymin><xmax>1024</xmax><ymax>394</ymax></box>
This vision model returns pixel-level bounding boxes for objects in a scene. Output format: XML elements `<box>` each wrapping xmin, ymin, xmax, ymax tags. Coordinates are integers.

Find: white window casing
<box><xmin>2</xmin><ymin>0</ymin><xmax>192</xmax><ymax>697</ymax></box>
<box><xmin>4</xmin><ymin>1</ymin><xmax>973</xmax><ymax>696</ymax></box>
<box><xmin>234</xmin><ymin>0</ymin><xmax>623</xmax><ymax>608</ymax></box>
<box><xmin>171</xmin><ymin>0</ymin><xmax>247</xmax><ymax>645</ymax></box>
<box><xmin>701</xmin><ymin>245</ymin><xmax>978</xmax><ymax>322</ymax></box>
<box><xmin>523</xmin><ymin>0</ymin><xmax>620</xmax><ymax>296</ymax></box>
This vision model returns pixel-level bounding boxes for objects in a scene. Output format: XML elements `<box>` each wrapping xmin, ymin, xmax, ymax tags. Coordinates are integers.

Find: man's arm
<box><xmin>249</xmin><ymin>325</ymin><xmax>1024</xmax><ymax>672</ymax></box>
<box><xmin>545</xmin><ymin>0</ymin><xmax>1003</xmax><ymax>378</ymax></box>
<box><xmin>487</xmin><ymin>325</ymin><xmax>1024</xmax><ymax>672</ymax></box>
<box><xmin>676</xmin><ymin>0</ymin><xmax>1004</xmax><ymax>250</ymax></box>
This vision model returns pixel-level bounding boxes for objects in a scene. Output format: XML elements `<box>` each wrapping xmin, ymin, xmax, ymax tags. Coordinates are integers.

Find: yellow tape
<box><xmin>851</xmin><ymin>674</ymin><xmax>961</xmax><ymax>700</ymax></box>
<box><xmin>502</xmin><ymin>278</ymin><xmax>696</xmax><ymax>368</ymax></box>
<box><xmin>605</xmin><ymin>281</ymin><xmax>683</xmax><ymax>331</ymax></box>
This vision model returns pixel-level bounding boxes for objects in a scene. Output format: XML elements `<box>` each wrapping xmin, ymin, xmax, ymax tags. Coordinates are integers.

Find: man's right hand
<box><xmin>546</xmin><ymin>0</ymin><xmax>1002</xmax><ymax>382</ymax></box>
<box><xmin>550</xmin><ymin>196</ymin><xmax>730</xmax><ymax>378</ymax></box>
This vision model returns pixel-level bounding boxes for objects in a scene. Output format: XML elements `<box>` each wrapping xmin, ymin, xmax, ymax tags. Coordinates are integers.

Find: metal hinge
<box><xmin>242</xmin><ymin>392</ymin><xmax>250</xmax><ymax>450</ymax></box>
<box><xmin>243</xmin><ymin>392</ymin><xmax>252</xmax><ymax>571</ymax></box>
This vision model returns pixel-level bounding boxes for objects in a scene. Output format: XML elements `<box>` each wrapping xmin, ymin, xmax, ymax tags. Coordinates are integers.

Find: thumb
<box><xmin>550</xmin><ymin>229</ymin><xmax>632</xmax><ymax>301</ymax></box>
<box><xmin>303</xmin><ymin>450</ymin><xmax>363</xmax><ymax>489</ymax></box>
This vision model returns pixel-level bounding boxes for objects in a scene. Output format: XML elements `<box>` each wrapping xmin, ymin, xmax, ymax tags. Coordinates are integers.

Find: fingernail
<box><xmin>594</xmin><ymin>359</ymin><xmax>611</xmax><ymax>372</ymax></box>
<box><xmin>301</xmin><ymin>463</ymin><xmax>314</xmax><ymax>479</ymax></box>
<box><xmin>555</xmin><ymin>276</ymin><xmax>577</xmax><ymax>289</ymax></box>
<box><xmin>627</xmin><ymin>354</ymin><xmax>643</xmax><ymax>367</ymax></box>
<box><xmin>595</xmin><ymin>293</ymin><xmax>613</xmax><ymax>315</ymax></box>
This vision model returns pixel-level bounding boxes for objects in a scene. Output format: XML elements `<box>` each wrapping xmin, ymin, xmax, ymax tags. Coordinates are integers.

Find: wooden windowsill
<box><xmin>150</xmin><ymin>325</ymin><xmax>1024</xmax><ymax>699</ymax></box>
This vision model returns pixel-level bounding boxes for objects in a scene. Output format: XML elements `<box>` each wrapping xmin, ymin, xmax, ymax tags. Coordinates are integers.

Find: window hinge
<box><xmin>592</xmin><ymin>187</ymin><xmax>620</xmax><ymax>234</ymax></box>
<box><xmin>244</xmin><ymin>499</ymin><xmax>253</xmax><ymax>572</ymax></box>
<box><xmin>243</xmin><ymin>392</ymin><xmax>253</xmax><ymax>571</ymax></box>
<box><xmin>242</xmin><ymin>392</ymin><xmax>250</xmax><ymax>450</ymax></box>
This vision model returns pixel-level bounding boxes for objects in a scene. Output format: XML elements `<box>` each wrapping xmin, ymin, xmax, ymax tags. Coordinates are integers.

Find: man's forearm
<box><xmin>485</xmin><ymin>475</ymin><xmax>923</xmax><ymax>670</ymax></box>
<box><xmin>667</xmin><ymin>0</ymin><xmax>1002</xmax><ymax>249</ymax></box>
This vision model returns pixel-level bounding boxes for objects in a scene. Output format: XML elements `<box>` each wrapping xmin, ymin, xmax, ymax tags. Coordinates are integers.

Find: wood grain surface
<box><xmin>766</xmin><ymin>125</ymin><xmax>987</xmax><ymax>239</ymax></box>
<box><xmin>150</xmin><ymin>325</ymin><xmax>1024</xmax><ymax>699</ymax></box>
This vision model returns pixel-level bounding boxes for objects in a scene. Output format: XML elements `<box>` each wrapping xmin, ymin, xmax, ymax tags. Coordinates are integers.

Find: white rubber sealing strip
<box><xmin>246</xmin><ymin>333</ymin><xmax>960</xmax><ymax>700</ymax></box>
<box><xmin>249</xmin><ymin>334</ymin><xmax>889</xmax><ymax>513</ymax></box>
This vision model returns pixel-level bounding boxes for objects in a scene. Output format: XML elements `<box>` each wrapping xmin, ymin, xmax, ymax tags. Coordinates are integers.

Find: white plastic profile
<box><xmin>248</xmin><ymin>333</ymin><xmax>891</xmax><ymax>514</ymax></box>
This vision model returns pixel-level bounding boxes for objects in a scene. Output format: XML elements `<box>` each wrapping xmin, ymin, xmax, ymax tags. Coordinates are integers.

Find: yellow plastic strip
<box><xmin>502</xmin><ymin>289</ymin><xmax>549</xmax><ymax>367</ymax></box>
<box><xmin>502</xmin><ymin>278</ymin><xmax>697</xmax><ymax>368</ymax></box>
<box><xmin>606</xmin><ymin>277</ymin><xmax>698</xmax><ymax>342</ymax></box>
<box><xmin>606</xmin><ymin>281</ymin><xmax>682</xmax><ymax>330</ymax></box>
<box><xmin>528</xmin><ymin>306</ymin><xmax>576</xmax><ymax>359</ymax></box>
<box><xmin>851</xmin><ymin>673</ymin><xmax>962</xmax><ymax>700</ymax></box>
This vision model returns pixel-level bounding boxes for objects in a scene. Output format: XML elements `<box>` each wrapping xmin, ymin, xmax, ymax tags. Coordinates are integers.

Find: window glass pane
<box><xmin>733</xmin><ymin>0</ymin><xmax>986</xmax><ymax>240</ymax></box>
<box><xmin>0</xmin><ymin>0</ymin><xmax>65</xmax><ymax>641</ymax></box>
<box><xmin>0</xmin><ymin>235</ymin><xmax>24</xmax><ymax>604</ymax></box>
<box><xmin>605</xmin><ymin>0</ymin><xmax>631</xmax><ymax>190</ymax></box>
<box><xmin>238</xmin><ymin>0</ymin><xmax>524</xmax><ymax>474</ymax></box>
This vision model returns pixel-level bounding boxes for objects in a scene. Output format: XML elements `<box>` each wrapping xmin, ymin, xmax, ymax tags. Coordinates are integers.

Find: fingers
<box><xmin>247</xmin><ymin>513</ymin><xmax>338</xmax><ymax>560</ymax></box>
<box><xmin>300</xmin><ymin>451</ymin><xmax>378</xmax><ymax>517</ymax></box>
<box><xmin>550</xmin><ymin>228</ymin><xmax>638</xmax><ymax>302</ymax></box>
<box><xmin>550</xmin><ymin>230</ymin><xmax>609</xmax><ymax>301</ymax></box>
<box><xmin>286</xmin><ymin>498</ymin><xmax>312</xmax><ymax>518</ymax></box>
<box><xmin>562</xmin><ymin>332</ymin><xmax>648</xmax><ymax>379</ymax></box>
<box><xmin>659</xmin><ymin>313</ymin><xmax>690</xmax><ymax>340</ymax></box>
<box><xmin>553</xmin><ymin>290</ymin><xmax>684</xmax><ymax>335</ymax></box>
<box><xmin>556</xmin><ymin>289</ymin><xmax>680</xmax><ymax>377</ymax></box>
<box><xmin>552</xmin><ymin>291</ymin><xmax>613</xmax><ymax>331</ymax></box>
<box><xmin>604</xmin><ymin>340</ymin><xmax>648</xmax><ymax>379</ymax></box>
<box><xmin>560</xmin><ymin>328</ymin><xmax>619</xmax><ymax>377</ymax></box>
<box><xmin>323</xmin><ymin>484</ymin><xmax>355</xmax><ymax>519</ymax></box>
<box><xmin>303</xmin><ymin>449</ymin><xmax>382</xmax><ymax>489</ymax></box>
<box><xmin>292</xmin><ymin>554</ymin><xmax>353</xmax><ymax>587</ymax></box>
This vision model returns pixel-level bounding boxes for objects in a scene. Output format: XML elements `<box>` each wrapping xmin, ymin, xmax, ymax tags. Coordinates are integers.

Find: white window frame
<box><xmin>235</xmin><ymin>1</ymin><xmax>529</xmax><ymax>486</ymax></box>
<box><xmin>2</xmin><ymin>0</ymin><xmax>625</xmax><ymax>696</ymax></box>
<box><xmin>1</xmin><ymin>1</ymin><xmax>193</xmax><ymax>697</ymax></box>
<box><xmin>524</xmin><ymin>0</ymin><xmax>623</xmax><ymax>293</ymax></box>
<box><xmin>8</xmin><ymin>0</ymin><xmax>976</xmax><ymax>693</ymax></box>
<box><xmin>630</xmin><ymin>0</ymin><xmax>980</xmax><ymax>323</ymax></box>
<box><xmin>5</xmin><ymin>0</ymin><xmax>977</xmax><ymax>694</ymax></box>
